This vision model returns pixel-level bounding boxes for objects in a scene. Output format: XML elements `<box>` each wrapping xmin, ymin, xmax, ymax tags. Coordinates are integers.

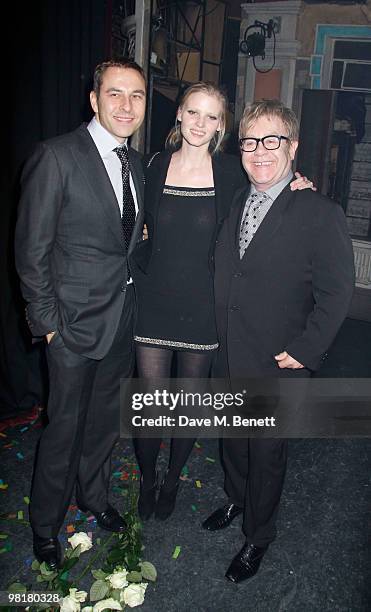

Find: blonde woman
<box><xmin>130</xmin><ymin>83</ymin><xmax>312</xmax><ymax>521</ymax></box>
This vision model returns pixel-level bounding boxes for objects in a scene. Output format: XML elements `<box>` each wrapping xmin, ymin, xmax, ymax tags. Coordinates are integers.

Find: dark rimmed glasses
<box><xmin>239</xmin><ymin>135</ymin><xmax>290</xmax><ymax>152</ymax></box>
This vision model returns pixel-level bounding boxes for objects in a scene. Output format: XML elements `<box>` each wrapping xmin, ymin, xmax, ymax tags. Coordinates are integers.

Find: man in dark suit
<box><xmin>202</xmin><ymin>100</ymin><xmax>355</xmax><ymax>583</ymax></box>
<box><xmin>15</xmin><ymin>59</ymin><xmax>146</xmax><ymax>568</ymax></box>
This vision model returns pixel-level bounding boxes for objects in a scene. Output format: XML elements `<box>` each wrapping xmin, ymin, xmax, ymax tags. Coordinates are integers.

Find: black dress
<box><xmin>134</xmin><ymin>185</ymin><xmax>218</xmax><ymax>352</ymax></box>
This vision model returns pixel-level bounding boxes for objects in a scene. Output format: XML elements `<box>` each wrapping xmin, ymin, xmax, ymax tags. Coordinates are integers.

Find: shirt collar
<box><xmin>87</xmin><ymin>117</ymin><xmax>127</xmax><ymax>157</ymax></box>
<box><xmin>250</xmin><ymin>170</ymin><xmax>294</xmax><ymax>203</ymax></box>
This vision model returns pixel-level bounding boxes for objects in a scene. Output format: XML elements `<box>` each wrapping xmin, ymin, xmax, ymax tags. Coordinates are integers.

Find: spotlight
<box><xmin>239</xmin><ymin>19</ymin><xmax>277</xmax><ymax>73</ymax></box>
<box><xmin>239</xmin><ymin>32</ymin><xmax>266</xmax><ymax>59</ymax></box>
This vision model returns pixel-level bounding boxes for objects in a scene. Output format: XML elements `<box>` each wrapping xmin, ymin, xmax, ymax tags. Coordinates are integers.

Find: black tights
<box><xmin>133</xmin><ymin>345</ymin><xmax>213</xmax><ymax>489</ymax></box>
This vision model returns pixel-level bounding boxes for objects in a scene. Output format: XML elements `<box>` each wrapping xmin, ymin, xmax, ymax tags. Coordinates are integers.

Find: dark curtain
<box><xmin>1</xmin><ymin>0</ymin><xmax>111</xmax><ymax>417</ymax></box>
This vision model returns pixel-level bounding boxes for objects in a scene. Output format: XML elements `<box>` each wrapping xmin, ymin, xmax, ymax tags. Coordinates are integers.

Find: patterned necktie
<box><xmin>113</xmin><ymin>146</ymin><xmax>136</xmax><ymax>251</ymax></box>
<box><xmin>239</xmin><ymin>191</ymin><xmax>270</xmax><ymax>259</ymax></box>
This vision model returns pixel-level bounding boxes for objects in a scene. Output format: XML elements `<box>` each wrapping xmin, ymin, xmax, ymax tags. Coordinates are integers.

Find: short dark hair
<box><xmin>93</xmin><ymin>59</ymin><xmax>145</xmax><ymax>97</ymax></box>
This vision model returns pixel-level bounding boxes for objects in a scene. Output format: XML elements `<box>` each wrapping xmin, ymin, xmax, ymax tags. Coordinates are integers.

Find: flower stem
<box><xmin>74</xmin><ymin>533</ymin><xmax>116</xmax><ymax>583</ymax></box>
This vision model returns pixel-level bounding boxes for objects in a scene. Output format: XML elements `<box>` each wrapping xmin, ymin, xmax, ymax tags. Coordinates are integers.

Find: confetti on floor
<box><xmin>205</xmin><ymin>457</ymin><xmax>215</xmax><ymax>463</ymax></box>
<box><xmin>23</xmin><ymin>496</ymin><xmax>30</xmax><ymax>505</ymax></box>
<box><xmin>195</xmin><ymin>480</ymin><xmax>202</xmax><ymax>488</ymax></box>
<box><xmin>172</xmin><ymin>546</ymin><xmax>181</xmax><ymax>559</ymax></box>
<box><xmin>66</xmin><ymin>525</ymin><xmax>75</xmax><ymax>533</ymax></box>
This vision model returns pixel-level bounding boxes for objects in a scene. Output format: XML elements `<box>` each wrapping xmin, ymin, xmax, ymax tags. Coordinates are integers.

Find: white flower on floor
<box><xmin>121</xmin><ymin>583</ymin><xmax>147</xmax><ymax>608</ymax></box>
<box><xmin>60</xmin><ymin>588</ymin><xmax>88</xmax><ymax>612</ymax></box>
<box><xmin>92</xmin><ymin>598</ymin><xmax>122</xmax><ymax>612</ymax></box>
<box><xmin>106</xmin><ymin>568</ymin><xmax>128</xmax><ymax>589</ymax></box>
<box><xmin>68</xmin><ymin>532</ymin><xmax>93</xmax><ymax>552</ymax></box>
<box><xmin>59</xmin><ymin>595</ymin><xmax>81</xmax><ymax>612</ymax></box>
<box><xmin>69</xmin><ymin>589</ymin><xmax>88</xmax><ymax>603</ymax></box>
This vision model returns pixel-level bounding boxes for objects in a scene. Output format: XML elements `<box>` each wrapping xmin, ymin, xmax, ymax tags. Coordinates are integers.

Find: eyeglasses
<box><xmin>239</xmin><ymin>135</ymin><xmax>290</xmax><ymax>152</ymax></box>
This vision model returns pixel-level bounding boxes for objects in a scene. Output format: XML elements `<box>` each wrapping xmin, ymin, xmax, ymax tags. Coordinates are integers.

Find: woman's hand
<box><xmin>290</xmin><ymin>172</ymin><xmax>317</xmax><ymax>191</ymax></box>
<box><xmin>142</xmin><ymin>224</ymin><xmax>148</xmax><ymax>240</ymax></box>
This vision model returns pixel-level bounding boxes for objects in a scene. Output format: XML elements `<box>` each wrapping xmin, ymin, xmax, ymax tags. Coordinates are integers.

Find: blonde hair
<box><xmin>239</xmin><ymin>99</ymin><xmax>299</xmax><ymax>141</ymax></box>
<box><xmin>166</xmin><ymin>82</ymin><xmax>228</xmax><ymax>154</ymax></box>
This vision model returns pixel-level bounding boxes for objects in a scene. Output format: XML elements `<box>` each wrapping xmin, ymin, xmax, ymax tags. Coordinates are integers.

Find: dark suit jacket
<box><xmin>130</xmin><ymin>149</ymin><xmax>247</xmax><ymax>275</ymax></box>
<box><xmin>213</xmin><ymin>184</ymin><xmax>355</xmax><ymax>378</ymax></box>
<box><xmin>15</xmin><ymin>124</ymin><xmax>144</xmax><ymax>360</ymax></box>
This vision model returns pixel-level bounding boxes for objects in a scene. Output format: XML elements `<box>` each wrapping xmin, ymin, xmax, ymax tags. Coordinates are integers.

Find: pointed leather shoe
<box><xmin>202</xmin><ymin>503</ymin><xmax>243</xmax><ymax>531</ymax></box>
<box><xmin>138</xmin><ymin>475</ymin><xmax>158</xmax><ymax>521</ymax></box>
<box><xmin>225</xmin><ymin>542</ymin><xmax>267</xmax><ymax>583</ymax></box>
<box><xmin>155</xmin><ymin>480</ymin><xmax>180</xmax><ymax>520</ymax></box>
<box><xmin>33</xmin><ymin>533</ymin><xmax>63</xmax><ymax>570</ymax></box>
<box><xmin>79</xmin><ymin>504</ymin><xmax>126</xmax><ymax>533</ymax></box>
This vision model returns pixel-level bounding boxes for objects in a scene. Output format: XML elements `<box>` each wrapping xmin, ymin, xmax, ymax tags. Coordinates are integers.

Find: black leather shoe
<box><xmin>202</xmin><ymin>503</ymin><xmax>243</xmax><ymax>531</ymax></box>
<box><xmin>225</xmin><ymin>542</ymin><xmax>267</xmax><ymax>583</ymax></box>
<box><xmin>79</xmin><ymin>504</ymin><xmax>126</xmax><ymax>533</ymax></box>
<box><xmin>155</xmin><ymin>480</ymin><xmax>180</xmax><ymax>521</ymax></box>
<box><xmin>138</xmin><ymin>475</ymin><xmax>158</xmax><ymax>521</ymax></box>
<box><xmin>33</xmin><ymin>533</ymin><xmax>63</xmax><ymax>570</ymax></box>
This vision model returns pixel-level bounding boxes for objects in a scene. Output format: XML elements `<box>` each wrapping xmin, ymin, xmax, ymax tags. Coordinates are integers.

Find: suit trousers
<box><xmin>30</xmin><ymin>286</ymin><xmax>135</xmax><ymax>538</ymax></box>
<box><xmin>223</xmin><ymin>437</ymin><xmax>288</xmax><ymax>548</ymax></box>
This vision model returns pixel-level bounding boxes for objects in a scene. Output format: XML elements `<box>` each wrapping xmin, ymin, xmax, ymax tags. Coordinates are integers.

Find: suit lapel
<box><xmin>72</xmin><ymin>126</ymin><xmax>124</xmax><ymax>248</ymax></box>
<box><xmin>128</xmin><ymin>148</ymin><xmax>144</xmax><ymax>210</ymax></box>
<box><xmin>240</xmin><ymin>184</ymin><xmax>294</xmax><ymax>264</ymax></box>
<box><xmin>228</xmin><ymin>186</ymin><xmax>250</xmax><ymax>267</ymax></box>
<box><xmin>128</xmin><ymin>147</ymin><xmax>145</xmax><ymax>254</ymax></box>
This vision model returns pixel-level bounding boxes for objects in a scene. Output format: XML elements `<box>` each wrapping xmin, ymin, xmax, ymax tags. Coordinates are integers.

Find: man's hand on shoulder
<box><xmin>274</xmin><ymin>351</ymin><xmax>304</xmax><ymax>369</ymax></box>
<box><xmin>46</xmin><ymin>331</ymin><xmax>56</xmax><ymax>344</ymax></box>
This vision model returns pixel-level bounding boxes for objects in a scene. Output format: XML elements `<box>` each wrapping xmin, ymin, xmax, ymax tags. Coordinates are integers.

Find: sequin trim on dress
<box><xmin>134</xmin><ymin>336</ymin><xmax>219</xmax><ymax>350</ymax></box>
<box><xmin>163</xmin><ymin>188</ymin><xmax>215</xmax><ymax>197</ymax></box>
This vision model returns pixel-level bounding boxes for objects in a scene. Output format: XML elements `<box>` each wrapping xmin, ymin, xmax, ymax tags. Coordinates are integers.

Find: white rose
<box><xmin>121</xmin><ymin>583</ymin><xmax>147</xmax><ymax>608</ymax></box>
<box><xmin>68</xmin><ymin>532</ymin><xmax>93</xmax><ymax>553</ymax></box>
<box><xmin>92</xmin><ymin>598</ymin><xmax>122</xmax><ymax>612</ymax></box>
<box><xmin>59</xmin><ymin>595</ymin><xmax>81</xmax><ymax>612</ymax></box>
<box><xmin>107</xmin><ymin>569</ymin><xmax>128</xmax><ymax>589</ymax></box>
<box><xmin>69</xmin><ymin>588</ymin><xmax>88</xmax><ymax>603</ymax></box>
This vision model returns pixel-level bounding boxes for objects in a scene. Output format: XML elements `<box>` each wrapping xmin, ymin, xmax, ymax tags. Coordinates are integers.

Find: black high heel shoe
<box><xmin>138</xmin><ymin>474</ymin><xmax>158</xmax><ymax>521</ymax></box>
<box><xmin>155</xmin><ymin>475</ymin><xmax>180</xmax><ymax>521</ymax></box>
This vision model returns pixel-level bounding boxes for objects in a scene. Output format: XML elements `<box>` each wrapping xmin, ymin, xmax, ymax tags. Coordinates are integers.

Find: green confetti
<box><xmin>23</xmin><ymin>496</ymin><xmax>30</xmax><ymax>505</ymax></box>
<box><xmin>17</xmin><ymin>511</ymin><xmax>24</xmax><ymax>520</ymax></box>
<box><xmin>0</xmin><ymin>534</ymin><xmax>8</xmax><ymax>539</ymax></box>
<box><xmin>206</xmin><ymin>457</ymin><xmax>215</xmax><ymax>463</ymax></box>
<box><xmin>191</xmin><ymin>505</ymin><xmax>197</xmax><ymax>512</ymax></box>
<box><xmin>195</xmin><ymin>442</ymin><xmax>201</xmax><ymax>448</ymax></box>
<box><xmin>172</xmin><ymin>546</ymin><xmax>181</xmax><ymax>559</ymax></box>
